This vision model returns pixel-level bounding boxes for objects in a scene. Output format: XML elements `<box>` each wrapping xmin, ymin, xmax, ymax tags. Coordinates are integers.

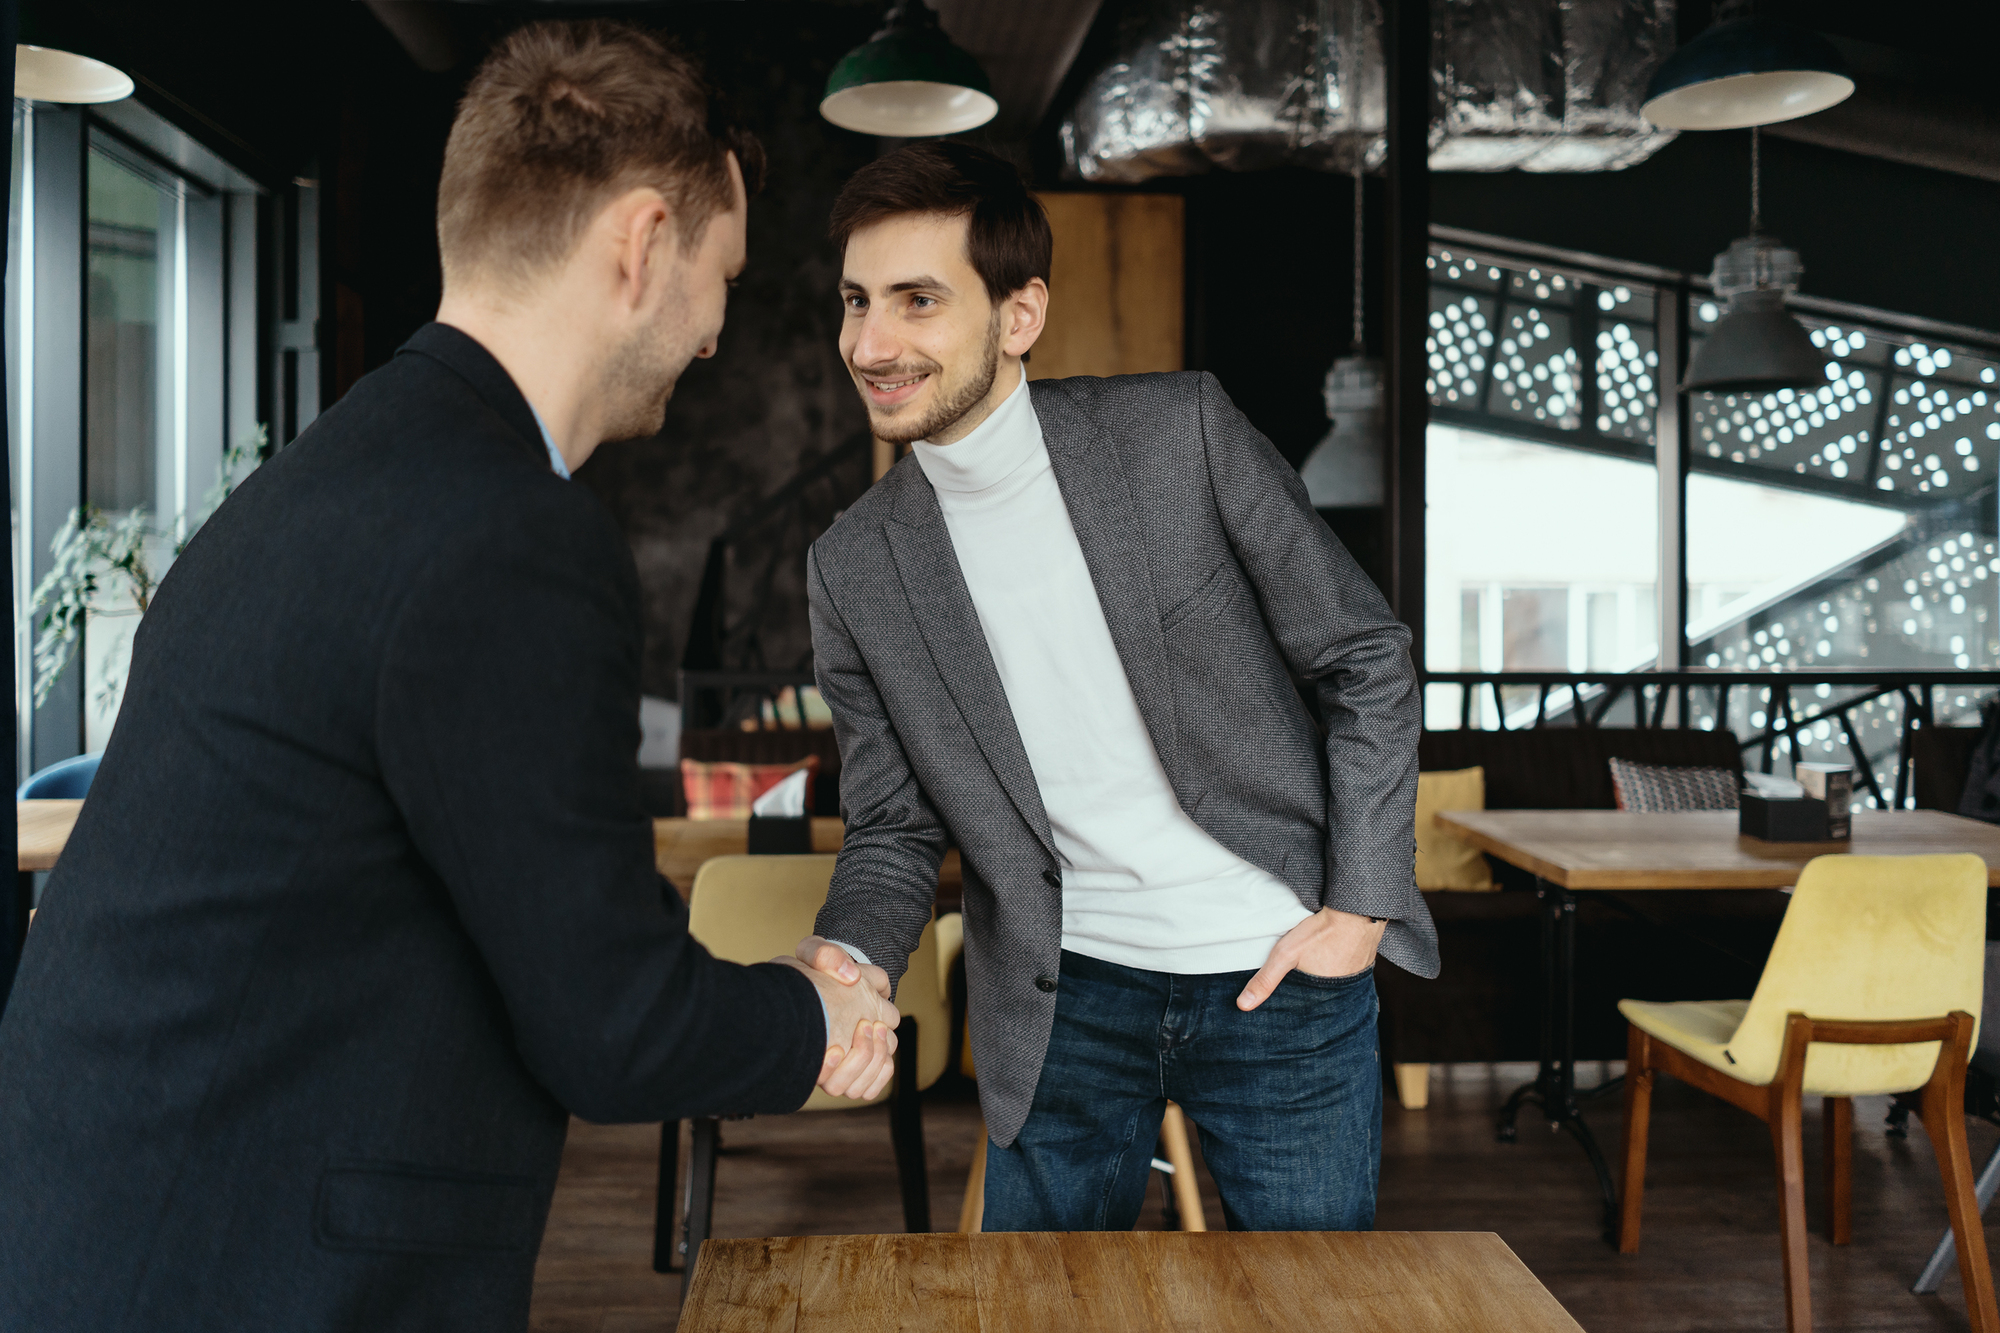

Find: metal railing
<box><xmin>1422</xmin><ymin>670</ymin><xmax>2000</xmax><ymax>809</ymax></box>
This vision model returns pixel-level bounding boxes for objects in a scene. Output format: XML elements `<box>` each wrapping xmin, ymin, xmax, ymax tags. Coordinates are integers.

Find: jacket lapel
<box><xmin>883</xmin><ymin>463</ymin><xmax>1058</xmax><ymax>859</ymax></box>
<box><xmin>1031</xmin><ymin>383</ymin><xmax>1183</xmax><ymax>786</ymax></box>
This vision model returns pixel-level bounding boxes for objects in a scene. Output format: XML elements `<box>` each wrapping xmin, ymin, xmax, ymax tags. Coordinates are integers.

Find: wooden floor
<box><xmin>529</xmin><ymin>1065</ymin><xmax>2000</xmax><ymax>1331</ymax></box>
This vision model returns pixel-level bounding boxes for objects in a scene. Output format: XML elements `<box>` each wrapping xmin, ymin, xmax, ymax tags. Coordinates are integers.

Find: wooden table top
<box><xmin>17</xmin><ymin>800</ymin><xmax>82</xmax><ymax>872</ymax></box>
<box><xmin>19</xmin><ymin>805</ymin><xmax>961</xmax><ymax>905</ymax></box>
<box><xmin>1434</xmin><ymin>808</ymin><xmax>2000</xmax><ymax>890</ymax></box>
<box><xmin>679</xmin><ymin>1231</ymin><xmax>1580</xmax><ymax>1332</ymax></box>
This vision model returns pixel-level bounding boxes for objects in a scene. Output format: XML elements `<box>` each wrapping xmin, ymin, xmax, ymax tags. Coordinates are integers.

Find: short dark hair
<box><xmin>438</xmin><ymin>20</ymin><xmax>765</xmax><ymax>288</ymax></box>
<box><xmin>828</xmin><ymin>142</ymin><xmax>1051</xmax><ymax>302</ymax></box>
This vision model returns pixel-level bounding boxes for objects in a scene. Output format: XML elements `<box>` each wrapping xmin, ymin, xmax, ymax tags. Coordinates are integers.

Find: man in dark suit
<box><xmin>795</xmin><ymin>143</ymin><xmax>1437</xmax><ymax>1233</ymax></box>
<box><xmin>0</xmin><ymin>23</ymin><xmax>895</xmax><ymax>1333</ymax></box>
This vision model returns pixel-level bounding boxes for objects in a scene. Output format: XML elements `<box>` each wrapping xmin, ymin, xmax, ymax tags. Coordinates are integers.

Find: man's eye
<box><xmin>845</xmin><ymin>295</ymin><xmax>866</xmax><ymax>311</ymax></box>
<box><xmin>910</xmin><ymin>296</ymin><xmax>935</xmax><ymax>310</ymax></box>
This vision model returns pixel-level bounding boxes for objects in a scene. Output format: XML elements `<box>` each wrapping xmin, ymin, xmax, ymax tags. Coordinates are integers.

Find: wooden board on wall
<box><xmin>1030</xmin><ymin>193</ymin><xmax>1184</xmax><ymax>381</ymax></box>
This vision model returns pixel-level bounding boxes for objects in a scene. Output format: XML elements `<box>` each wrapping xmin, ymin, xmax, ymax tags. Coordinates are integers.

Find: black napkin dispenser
<box><xmin>1739</xmin><ymin>794</ymin><xmax>1838</xmax><ymax>843</ymax></box>
<box><xmin>747</xmin><ymin>814</ymin><xmax>813</xmax><ymax>855</ymax></box>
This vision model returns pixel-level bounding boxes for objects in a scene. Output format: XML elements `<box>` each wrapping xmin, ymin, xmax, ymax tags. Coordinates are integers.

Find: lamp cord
<box><xmin>1749</xmin><ymin>124</ymin><xmax>1761</xmax><ymax>237</ymax></box>
<box><xmin>1350</xmin><ymin>0</ymin><xmax>1366</xmax><ymax>354</ymax></box>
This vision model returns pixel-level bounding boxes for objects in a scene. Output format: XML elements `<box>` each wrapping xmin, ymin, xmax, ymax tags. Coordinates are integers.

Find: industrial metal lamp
<box><xmin>1681</xmin><ymin>127</ymin><xmax>1824</xmax><ymax>396</ymax></box>
<box><xmin>1683</xmin><ymin>237</ymin><xmax>1824</xmax><ymax>394</ymax></box>
<box><xmin>14</xmin><ymin>45</ymin><xmax>133</xmax><ymax>103</ymax></box>
<box><xmin>1641</xmin><ymin>1</ymin><xmax>1852</xmax><ymax>131</ymax></box>
<box><xmin>821</xmin><ymin>1</ymin><xmax>996</xmax><ymax>138</ymax></box>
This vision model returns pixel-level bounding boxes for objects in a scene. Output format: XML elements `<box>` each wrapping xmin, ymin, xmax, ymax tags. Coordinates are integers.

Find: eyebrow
<box><xmin>837</xmin><ymin>276</ymin><xmax>956</xmax><ymax>296</ymax></box>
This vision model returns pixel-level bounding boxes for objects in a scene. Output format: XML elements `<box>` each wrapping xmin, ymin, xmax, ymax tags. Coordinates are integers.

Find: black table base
<box><xmin>1494</xmin><ymin>879</ymin><xmax>1622</xmax><ymax>1242</ymax></box>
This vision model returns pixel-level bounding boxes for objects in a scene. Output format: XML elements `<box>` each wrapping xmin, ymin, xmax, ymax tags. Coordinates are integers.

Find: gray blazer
<box><xmin>808</xmin><ymin>371</ymin><xmax>1437</xmax><ymax>1147</ymax></box>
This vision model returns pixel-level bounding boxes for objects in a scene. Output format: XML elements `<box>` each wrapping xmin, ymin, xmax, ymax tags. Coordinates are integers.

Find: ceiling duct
<box><xmin>1061</xmin><ymin>0</ymin><xmax>1678</xmax><ymax>183</ymax></box>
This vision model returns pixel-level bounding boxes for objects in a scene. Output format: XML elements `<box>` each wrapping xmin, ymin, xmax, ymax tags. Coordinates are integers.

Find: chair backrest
<box><xmin>1417</xmin><ymin>728</ymin><xmax>1742</xmax><ymax>811</ymax></box>
<box><xmin>1725</xmin><ymin>853</ymin><xmax>1986</xmax><ymax>1094</ymax></box>
<box><xmin>17</xmin><ymin>752</ymin><xmax>102</xmax><ymax>801</ymax></box>
<box><xmin>687</xmin><ymin>854</ymin><xmax>949</xmax><ymax>1110</ymax></box>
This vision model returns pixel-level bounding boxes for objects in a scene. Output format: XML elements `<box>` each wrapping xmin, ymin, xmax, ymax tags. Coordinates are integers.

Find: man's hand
<box><xmin>795</xmin><ymin>935</ymin><xmax>893</xmax><ymax>1001</ymax></box>
<box><xmin>772</xmin><ymin>955</ymin><xmax>901</xmax><ymax>1101</ymax></box>
<box><xmin>1236</xmin><ymin>908</ymin><xmax>1386</xmax><ymax>1012</ymax></box>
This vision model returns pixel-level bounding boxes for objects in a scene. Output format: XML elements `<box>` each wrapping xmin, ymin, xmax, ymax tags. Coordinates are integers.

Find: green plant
<box><xmin>30</xmin><ymin>423</ymin><xmax>268</xmax><ymax>709</ymax></box>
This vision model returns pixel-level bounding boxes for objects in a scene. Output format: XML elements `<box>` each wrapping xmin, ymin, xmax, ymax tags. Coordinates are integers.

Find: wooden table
<box><xmin>1430</xmin><ymin>807</ymin><xmax>2000</xmax><ymax>1239</ymax></box>
<box><xmin>679</xmin><ymin>1231</ymin><xmax>1582</xmax><ymax>1332</ymax></box>
<box><xmin>1435</xmin><ymin>808</ymin><xmax>2000</xmax><ymax>890</ymax></box>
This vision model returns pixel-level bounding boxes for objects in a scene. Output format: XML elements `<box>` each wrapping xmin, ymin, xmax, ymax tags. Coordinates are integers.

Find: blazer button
<box><xmin>1035</xmin><ymin>975</ymin><xmax>1058</xmax><ymax>993</ymax></box>
<box><xmin>1042</xmin><ymin>869</ymin><xmax>1062</xmax><ymax>889</ymax></box>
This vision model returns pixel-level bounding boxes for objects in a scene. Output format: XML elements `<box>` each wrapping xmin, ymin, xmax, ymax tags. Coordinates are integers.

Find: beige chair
<box><xmin>653</xmin><ymin>855</ymin><xmax>958</xmax><ymax>1285</ymax></box>
<box><xmin>1617</xmin><ymin>853</ymin><xmax>1996</xmax><ymax>1333</ymax></box>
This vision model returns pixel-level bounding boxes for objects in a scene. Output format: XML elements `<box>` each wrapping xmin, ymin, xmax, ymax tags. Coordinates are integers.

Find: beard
<box><xmin>598</xmin><ymin>299</ymin><xmax>704</xmax><ymax>444</ymax></box>
<box><xmin>863</xmin><ymin>310</ymin><xmax>1003</xmax><ymax>446</ymax></box>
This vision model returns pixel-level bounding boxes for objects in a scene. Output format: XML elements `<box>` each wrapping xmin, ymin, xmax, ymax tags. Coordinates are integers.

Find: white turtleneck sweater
<box><xmin>903</xmin><ymin>370</ymin><xmax>1310</xmax><ymax>975</ymax></box>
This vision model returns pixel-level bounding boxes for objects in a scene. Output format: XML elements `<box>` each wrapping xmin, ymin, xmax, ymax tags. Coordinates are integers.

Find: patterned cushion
<box><xmin>1608</xmin><ymin>757</ymin><xmax>1739</xmax><ymax>812</ymax></box>
<box><xmin>679</xmin><ymin>756</ymin><xmax>818</xmax><ymax>820</ymax></box>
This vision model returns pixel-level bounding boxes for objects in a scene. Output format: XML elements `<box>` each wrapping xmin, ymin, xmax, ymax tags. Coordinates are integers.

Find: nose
<box><xmin>850</xmin><ymin>308</ymin><xmax>903</xmax><ymax>370</ymax></box>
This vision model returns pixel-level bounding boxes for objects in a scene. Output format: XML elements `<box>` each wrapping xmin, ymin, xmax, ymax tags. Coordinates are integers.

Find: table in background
<box><xmin>653</xmin><ymin>817</ymin><xmax>963</xmax><ymax>909</ymax></box>
<box><xmin>679</xmin><ymin>1231</ymin><xmax>1582</xmax><ymax>1332</ymax></box>
<box><xmin>7</xmin><ymin>806</ymin><xmax>961</xmax><ymax>953</ymax></box>
<box><xmin>1433</xmin><ymin>808</ymin><xmax>2000</xmax><ymax>1239</ymax></box>
<box><xmin>5</xmin><ymin>800</ymin><xmax>84</xmax><ymax>1007</ymax></box>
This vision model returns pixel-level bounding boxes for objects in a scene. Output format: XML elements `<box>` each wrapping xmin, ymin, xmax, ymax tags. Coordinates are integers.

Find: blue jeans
<box><xmin>982</xmin><ymin>948</ymin><xmax>1382</xmax><ymax>1232</ymax></box>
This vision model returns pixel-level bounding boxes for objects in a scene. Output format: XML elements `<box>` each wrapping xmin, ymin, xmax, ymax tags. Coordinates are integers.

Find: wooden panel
<box><xmin>679</xmin><ymin>1231</ymin><xmax>1581</xmax><ymax>1331</ymax></box>
<box><xmin>1030</xmin><ymin>194</ymin><xmax>1183</xmax><ymax>381</ymax></box>
<box><xmin>1433</xmin><ymin>808</ymin><xmax>2000</xmax><ymax>890</ymax></box>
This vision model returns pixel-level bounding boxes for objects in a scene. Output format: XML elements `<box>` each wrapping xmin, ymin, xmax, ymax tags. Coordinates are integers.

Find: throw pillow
<box><xmin>680</xmin><ymin>756</ymin><xmax>818</xmax><ymax>820</ymax></box>
<box><xmin>1416</xmin><ymin>766</ymin><xmax>1496</xmax><ymax>891</ymax></box>
<box><xmin>1608</xmin><ymin>756</ymin><xmax>1739</xmax><ymax>812</ymax></box>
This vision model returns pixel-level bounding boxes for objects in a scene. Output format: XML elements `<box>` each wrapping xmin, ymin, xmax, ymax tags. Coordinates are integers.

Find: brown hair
<box><xmin>828</xmin><ymin>142</ymin><xmax>1051</xmax><ymax>301</ymax></box>
<box><xmin>437</xmin><ymin>20</ymin><xmax>765</xmax><ymax>288</ymax></box>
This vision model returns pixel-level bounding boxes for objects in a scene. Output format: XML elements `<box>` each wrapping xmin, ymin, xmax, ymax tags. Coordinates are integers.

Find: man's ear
<box><xmin>1001</xmin><ymin>277</ymin><xmax>1049</xmax><ymax>359</ymax></box>
<box><xmin>608</xmin><ymin>187</ymin><xmax>673</xmax><ymax>312</ymax></box>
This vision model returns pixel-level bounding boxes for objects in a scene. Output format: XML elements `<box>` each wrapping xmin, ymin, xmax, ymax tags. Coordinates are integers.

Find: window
<box><xmin>9</xmin><ymin>98</ymin><xmax>304</xmax><ymax>777</ymax></box>
<box><xmin>1420</xmin><ymin>235</ymin><xmax>2000</xmax><ymax>791</ymax></box>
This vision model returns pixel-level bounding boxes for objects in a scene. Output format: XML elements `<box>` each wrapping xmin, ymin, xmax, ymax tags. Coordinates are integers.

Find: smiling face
<box><xmin>838</xmin><ymin>211</ymin><xmax>1046</xmax><ymax>447</ymax></box>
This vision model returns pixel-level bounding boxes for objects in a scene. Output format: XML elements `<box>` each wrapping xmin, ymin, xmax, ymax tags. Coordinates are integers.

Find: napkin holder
<box><xmin>1739</xmin><ymin>794</ymin><xmax>1837</xmax><ymax>843</ymax></box>
<box><xmin>747</xmin><ymin>814</ymin><xmax>813</xmax><ymax>855</ymax></box>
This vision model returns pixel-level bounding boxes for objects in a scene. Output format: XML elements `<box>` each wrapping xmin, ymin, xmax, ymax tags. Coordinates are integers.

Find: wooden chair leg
<box><xmin>679</xmin><ymin>1117</ymin><xmax>720</xmax><ymax>1310</ymax></box>
<box><xmin>1823</xmin><ymin>1097</ymin><xmax>1852</xmax><ymax>1245</ymax></box>
<box><xmin>889</xmin><ymin>1016</ymin><xmax>930</xmax><ymax>1233</ymax></box>
<box><xmin>957</xmin><ymin>1128</ymin><xmax>988</xmax><ymax>1234</ymax></box>
<box><xmin>1771</xmin><ymin>1020</ymin><xmax>1813</xmax><ymax>1333</ymax></box>
<box><xmin>1160</xmin><ymin>1102</ymin><xmax>1206</xmax><ymax>1232</ymax></box>
<box><xmin>1920</xmin><ymin>1014</ymin><xmax>2000</xmax><ymax>1333</ymax></box>
<box><xmin>1617</xmin><ymin>1023</ymin><xmax>1653</xmax><ymax>1255</ymax></box>
<box><xmin>652</xmin><ymin>1118</ymin><xmax>682</xmax><ymax>1274</ymax></box>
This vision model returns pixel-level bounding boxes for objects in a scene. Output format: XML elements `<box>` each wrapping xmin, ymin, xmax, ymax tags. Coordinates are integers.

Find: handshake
<box><xmin>773</xmin><ymin>936</ymin><xmax>903</xmax><ymax>1102</ymax></box>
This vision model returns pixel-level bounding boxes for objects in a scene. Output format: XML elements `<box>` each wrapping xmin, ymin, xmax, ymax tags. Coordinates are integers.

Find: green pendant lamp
<box><xmin>821</xmin><ymin>1</ymin><xmax>997</xmax><ymax>138</ymax></box>
<box><xmin>1640</xmin><ymin>0</ymin><xmax>1851</xmax><ymax>131</ymax></box>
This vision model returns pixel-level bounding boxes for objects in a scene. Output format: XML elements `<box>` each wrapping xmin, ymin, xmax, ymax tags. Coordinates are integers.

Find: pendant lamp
<box><xmin>1300</xmin><ymin>1</ymin><xmax>1385</xmax><ymax>510</ymax></box>
<box><xmin>1641</xmin><ymin>0</ymin><xmax>1852</xmax><ymax>131</ymax></box>
<box><xmin>821</xmin><ymin>2</ymin><xmax>996</xmax><ymax>138</ymax></box>
<box><xmin>1682</xmin><ymin>129</ymin><xmax>1823</xmax><ymax>395</ymax></box>
<box><xmin>15</xmin><ymin>45</ymin><xmax>133</xmax><ymax>104</ymax></box>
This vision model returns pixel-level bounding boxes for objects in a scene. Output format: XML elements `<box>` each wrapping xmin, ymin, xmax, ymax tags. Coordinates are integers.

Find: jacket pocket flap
<box><xmin>316</xmin><ymin>1160</ymin><xmax>539</xmax><ymax>1256</ymax></box>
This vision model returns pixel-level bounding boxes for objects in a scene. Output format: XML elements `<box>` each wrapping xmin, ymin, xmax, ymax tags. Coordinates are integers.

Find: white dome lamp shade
<box><xmin>1640</xmin><ymin>3</ymin><xmax>1852</xmax><ymax>131</ymax></box>
<box><xmin>15</xmin><ymin>45</ymin><xmax>134</xmax><ymax>104</ymax></box>
<box><xmin>821</xmin><ymin>1</ymin><xmax>996</xmax><ymax>138</ymax></box>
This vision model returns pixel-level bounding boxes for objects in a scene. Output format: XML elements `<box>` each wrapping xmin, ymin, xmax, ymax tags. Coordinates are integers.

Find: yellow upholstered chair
<box><xmin>655</xmin><ymin>855</ymin><xmax>958</xmax><ymax>1284</ymax></box>
<box><xmin>1617</xmin><ymin>853</ymin><xmax>1995</xmax><ymax>1333</ymax></box>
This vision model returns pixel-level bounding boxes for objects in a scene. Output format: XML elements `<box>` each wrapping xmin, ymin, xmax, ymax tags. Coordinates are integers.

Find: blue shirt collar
<box><xmin>529</xmin><ymin>404</ymin><xmax>571</xmax><ymax>480</ymax></box>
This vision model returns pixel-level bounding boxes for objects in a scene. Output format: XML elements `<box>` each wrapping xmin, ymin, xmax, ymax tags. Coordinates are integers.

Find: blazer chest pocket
<box><xmin>315</xmin><ymin>1159</ymin><xmax>540</xmax><ymax>1257</ymax></box>
<box><xmin>1162</xmin><ymin>559</ymin><xmax>1245</xmax><ymax>631</ymax></box>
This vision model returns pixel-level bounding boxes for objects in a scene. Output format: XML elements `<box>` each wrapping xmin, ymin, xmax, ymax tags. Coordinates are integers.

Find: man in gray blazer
<box><xmin>798</xmin><ymin>142</ymin><xmax>1437</xmax><ymax>1232</ymax></box>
